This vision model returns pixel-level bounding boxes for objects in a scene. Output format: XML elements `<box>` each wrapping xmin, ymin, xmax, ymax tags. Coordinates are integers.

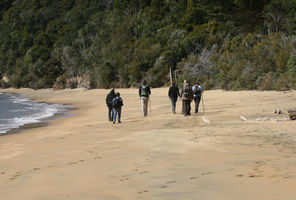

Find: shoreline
<box><xmin>0</xmin><ymin>90</ymin><xmax>76</xmax><ymax>136</ymax></box>
<box><xmin>0</xmin><ymin>88</ymin><xmax>296</xmax><ymax>200</ymax></box>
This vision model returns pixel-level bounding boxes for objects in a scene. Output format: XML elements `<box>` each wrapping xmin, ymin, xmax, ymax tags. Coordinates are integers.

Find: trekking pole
<box><xmin>149</xmin><ymin>97</ymin><xmax>152</xmax><ymax>113</ymax></box>
<box><xmin>201</xmin><ymin>94</ymin><xmax>205</xmax><ymax>114</ymax></box>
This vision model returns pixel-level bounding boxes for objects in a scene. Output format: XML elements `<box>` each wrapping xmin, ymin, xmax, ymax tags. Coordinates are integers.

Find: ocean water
<box><xmin>0</xmin><ymin>92</ymin><xmax>72</xmax><ymax>135</ymax></box>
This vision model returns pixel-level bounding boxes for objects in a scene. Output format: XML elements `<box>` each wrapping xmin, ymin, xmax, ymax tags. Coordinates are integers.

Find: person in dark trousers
<box><xmin>180</xmin><ymin>80</ymin><xmax>193</xmax><ymax>116</ymax></box>
<box><xmin>139</xmin><ymin>80</ymin><xmax>151</xmax><ymax>117</ymax></box>
<box><xmin>192</xmin><ymin>82</ymin><xmax>203</xmax><ymax>113</ymax></box>
<box><xmin>106</xmin><ymin>88</ymin><xmax>116</xmax><ymax>121</ymax></box>
<box><xmin>180</xmin><ymin>80</ymin><xmax>186</xmax><ymax>114</ymax></box>
<box><xmin>112</xmin><ymin>92</ymin><xmax>123</xmax><ymax>124</ymax></box>
<box><xmin>168</xmin><ymin>81</ymin><xmax>180</xmax><ymax>114</ymax></box>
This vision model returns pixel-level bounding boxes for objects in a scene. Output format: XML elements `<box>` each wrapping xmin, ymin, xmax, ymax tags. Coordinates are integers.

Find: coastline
<box><xmin>0</xmin><ymin>87</ymin><xmax>296</xmax><ymax>200</ymax></box>
<box><xmin>0</xmin><ymin>90</ymin><xmax>75</xmax><ymax>136</ymax></box>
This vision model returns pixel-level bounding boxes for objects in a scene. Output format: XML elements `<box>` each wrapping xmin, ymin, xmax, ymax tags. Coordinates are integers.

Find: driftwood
<box><xmin>288</xmin><ymin>109</ymin><xmax>296</xmax><ymax>120</ymax></box>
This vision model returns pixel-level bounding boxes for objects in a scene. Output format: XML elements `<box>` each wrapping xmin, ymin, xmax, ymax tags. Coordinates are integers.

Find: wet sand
<box><xmin>0</xmin><ymin>88</ymin><xmax>296</xmax><ymax>200</ymax></box>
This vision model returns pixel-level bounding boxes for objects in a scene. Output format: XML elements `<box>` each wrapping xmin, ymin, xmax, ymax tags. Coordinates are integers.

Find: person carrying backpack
<box><xmin>112</xmin><ymin>92</ymin><xmax>123</xmax><ymax>124</ymax></box>
<box><xmin>168</xmin><ymin>81</ymin><xmax>180</xmax><ymax>114</ymax></box>
<box><xmin>106</xmin><ymin>88</ymin><xmax>116</xmax><ymax>121</ymax></box>
<box><xmin>139</xmin><ymin>80</ymin><xmax>151</xmax><ymax>117</ymax></box>
<box><xmin>180</xmin><ymin>80</ymin><xmax>193</xmax><ymax>116</ymax></box>
<box><xmin>192</xmin><ymin>82</ymin><xmax>203</xmax><ymax>113</ymax></box>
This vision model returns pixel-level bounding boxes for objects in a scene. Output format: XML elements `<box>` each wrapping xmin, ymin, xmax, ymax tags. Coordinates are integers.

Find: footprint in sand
<box><xmin>1</xmin><ymin>172</ymin><xmax>5</xmax><ymax>175</ymax></box>
<box><xmin>120</xmin><ymin>175</ymin><xmax>130</xmax><ymax>181</ymax></box>
<box><xmin>249</xmin><ymin>173</ymin><xmax>262</xmax><ymax>178</ymax></box>
<box><xmin>120</xmin><ymin>177</ymin><xmax>130</xmax><ymax>181</ymax></box>
<box><xmin>69</xmin><ymin>160</ymin><xmax>85</xmax><ymax>165</ymax></box>
<box><xmin>160</xmin><ymin>180</ymin><xmax>177</xmax><ymax>189</ymax></box>
<box><xmin>93</xmin><ymin>156</ymin><xmax>102</xmax><ymax>159</ymax></box>
<box><xmin>10</xmin><ymin>172</ymin><xmax>21</xmax><ymax>180</ymax></box>
<box><xmin>190</xmin><ymin>176</ymin><xmax>199</xmax><ymax>180</ymax></box>
<box><xmin>140</xmin><ymin>171</ymin><xmax>148</xmax><ymax>174</ymax></box>
<box><xmin>33</xmin><ymin>168</ymin><xmax>40</xmax><ymax>171</ymax></box>
<box><xmin>166</xmin><ymin>180</ymin><xmax>177</xmax><ymax>184</ymax></box>
<box><xmin>255</xmin><ymin>161</ymin><xmax>265</xmax><ymax>166</ymax></box>
<box><xmin>137</xmin><ymin>190</ymin><xmax>148</xmax><ymax>194</ymax></box>
<box><xmin>201</xmin><ymin>172</ymin><xmax>212</xmax><ymax>175</ymax></box>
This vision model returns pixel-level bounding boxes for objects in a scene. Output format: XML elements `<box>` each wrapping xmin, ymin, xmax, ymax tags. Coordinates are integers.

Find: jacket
<box><xmin>112</xmin><ymin>96</ymin><xmax>123</xmax><ymax>108</ymax></box>
<box><xmin>106</xmin><ymin>90</ymin><xmax>116</xmax><ymax>107</ymax></box>
<box><xmin>139</xmin><ymin>85</ymin><xmax>151</xmax><ymax>97</ymax></box>
<box><xmin>168</xmin><ymin>85</ymin><xmax>180</xmax><ymax>100</ymax></box>
<box><xmin>180</xmin><ymin>83</ymin><xmax>193</xmax><ymax>100</ymax></box>
<box><xmin>192</xmin><ymin>84</ymin><xmax>203</xmax><ymax>97</ymax></box>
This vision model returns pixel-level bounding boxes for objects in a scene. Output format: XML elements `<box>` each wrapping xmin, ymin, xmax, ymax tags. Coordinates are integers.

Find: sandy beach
<box><xmin>0</xmin><ymin>87</ymin><xmax>296</xmax><ymax>200</ymax></box>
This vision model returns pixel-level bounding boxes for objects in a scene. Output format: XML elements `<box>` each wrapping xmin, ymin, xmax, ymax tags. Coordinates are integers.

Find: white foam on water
<box><xmin>0</xmin><ymin>94</ymin><xmax>72</xmax><ymax>135</ymax></box>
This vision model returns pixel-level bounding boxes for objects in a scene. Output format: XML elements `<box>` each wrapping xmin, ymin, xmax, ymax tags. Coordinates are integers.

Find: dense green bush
<box><xmin>1</xmin><ymin>0</ymin><xmax>296</xmax><ymax>90</ymax></box>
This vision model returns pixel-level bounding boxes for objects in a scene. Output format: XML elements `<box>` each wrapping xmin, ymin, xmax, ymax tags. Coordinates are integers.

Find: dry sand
<box><xmin>0</xmin><ymin>88</ymin><xmax>296</xmax><ymax>200</ymax></box>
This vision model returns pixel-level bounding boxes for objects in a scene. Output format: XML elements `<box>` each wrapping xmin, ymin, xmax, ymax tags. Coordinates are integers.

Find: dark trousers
<box><xmin>194</xmin><ymin>96</ymin><xmax>201</xmax><ymax>113</ymax></box>
<box><xmin>108</xmin><ymin>105</ymin><xmax>113</xmax><ymax>121</ymax></box>
<box><xmin>183</xmin><ymin>100</ymin><xmax>191</xmax><ymax>116</ymax></box>
<box><xmin>113</xmin><ymin>107</ymin><xmax>121</xmax><ymax>122</ymax></box>
<box><xmin>170</xmin><ymin>98</ymin><xmax>177</xmax><ymax>113</ymax></box>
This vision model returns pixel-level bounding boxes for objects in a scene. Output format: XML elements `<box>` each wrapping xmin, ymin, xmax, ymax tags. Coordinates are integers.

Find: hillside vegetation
<box><xmin>1</xmin><ymin>0</ymin><xmax>296</xmax><ymax>90</ymax></box>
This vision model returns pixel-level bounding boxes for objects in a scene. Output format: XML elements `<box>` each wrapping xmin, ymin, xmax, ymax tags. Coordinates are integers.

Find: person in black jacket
<box><xmin>168</xmin><ymin>81</ymin><xmax>180</xmax><ymax>114</ymax></box>
<box><xmin>106</xmin><ymin>88</ymin><xmax>116</xmax><ymax>121</ymax></box>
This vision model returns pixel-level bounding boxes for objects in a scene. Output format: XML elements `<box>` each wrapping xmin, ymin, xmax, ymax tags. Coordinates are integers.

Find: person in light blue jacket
<box><xmin>192</xmin><ymin>82</ymin><xmax>203</xmax><ymax>113</ymax></box>
<box><xmin>112</xmin><ymin>92</ymin><xmax>123</xmax><ymax>124</ymax></box>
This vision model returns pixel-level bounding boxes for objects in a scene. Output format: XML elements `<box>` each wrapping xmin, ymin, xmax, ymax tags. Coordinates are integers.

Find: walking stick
<box><xmin>149</xmin><ymin>97</ymin><xmax>152</xmax><ymax>113</ymax></box>
<box><xmin>201</xmin><ymin>94</ymin><xmax>205</xmax><ymax>114</ymax></box>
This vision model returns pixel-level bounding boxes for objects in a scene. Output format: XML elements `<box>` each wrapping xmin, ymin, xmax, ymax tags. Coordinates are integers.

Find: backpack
<box><xmin>141</xmin><ymin>85</ymin><xmax>149</xmax><ymax>96</ymax></box>
<box><xmin>183</xmin><ymin>85</ymin><xmax>192</xmax><ymax>98</ymax></box>
<box><xmin>193</xmin><ymin>85</ymin><xmax>201</xmax><ymax>96</ymax></box>
<box><xmin>112</xmin><ymin>97</ymin><xmax>123</xmax><ymax>107</ymax></box>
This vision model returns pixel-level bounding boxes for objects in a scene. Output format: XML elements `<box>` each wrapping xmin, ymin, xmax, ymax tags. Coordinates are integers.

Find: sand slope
<box><xmin>0</xmin><ymin>88</ymin><xmax>296</xmax><ymax>200</ymax></box>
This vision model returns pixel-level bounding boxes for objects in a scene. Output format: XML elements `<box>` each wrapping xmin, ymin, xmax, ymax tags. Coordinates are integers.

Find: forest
<box><xmin>1</xmin><ymin>0</ymin><xmax>296</xmax><ymax>90</ymax></box>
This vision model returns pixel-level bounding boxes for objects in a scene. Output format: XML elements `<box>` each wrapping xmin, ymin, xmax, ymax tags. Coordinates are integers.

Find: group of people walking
<box><xmin>106</xmin><ymin>88</ymin><xmax>123</xmax><ymax>124</ymax></box>
<box><xmin>106</xmin><ymin>80</ymin><xmax>203</xmax><ymax>123</ymax></box>
<box><xmin>169</xmin><ymin>80</ymin><xmax>203</xmax><ymax>116</ymax></box>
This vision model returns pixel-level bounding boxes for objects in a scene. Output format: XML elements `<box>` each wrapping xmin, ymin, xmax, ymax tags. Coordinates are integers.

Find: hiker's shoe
<box><xmin>113</xmin><ymin>121</ymin><xmax>115</xmax><ymax>124</ymax></box>
<box><xmin>118</xmin><ymin>121</ymin><xmax>121</xmax><ymax>123</ymax></box>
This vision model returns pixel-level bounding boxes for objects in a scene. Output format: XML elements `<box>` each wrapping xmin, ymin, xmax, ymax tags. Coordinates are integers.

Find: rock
<box><xmin>202</xmin><ymin>116</ymin><xmax>211</xmax><ymax>124</ymax></box>
<box><xmin>1</xmin><ymin>75</ymin><xmax>10</xmax><ymax>83</ymax></box>
<box><xmin>240</xmin><ymin>116</ymin><xmax>247</xmax><ymax>121</ymax></box>
<box><xmin>53</xmin><ymin>77</ymin><xmax>66</xmax><ymax>90</ymax></box>
<box><xmin>66</xmin><ymin>77</ymin><xmax>78</xmax><ymax>89</ymax></box>
<box><xmin>77</xmin><ymin>74</ymin><xmax>90</xmax><ymax>89</ymax></box>
<box><xmin>274</xmin><ymin>108</ymin><xmax>282</xmax><ymax>114</ymax></box>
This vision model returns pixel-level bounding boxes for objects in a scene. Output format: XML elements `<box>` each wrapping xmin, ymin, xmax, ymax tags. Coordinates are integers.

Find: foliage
<box><xmin>1</xmin><ymin>0</ymin><xmax>296</xmax><ymax>90</ymax></box>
